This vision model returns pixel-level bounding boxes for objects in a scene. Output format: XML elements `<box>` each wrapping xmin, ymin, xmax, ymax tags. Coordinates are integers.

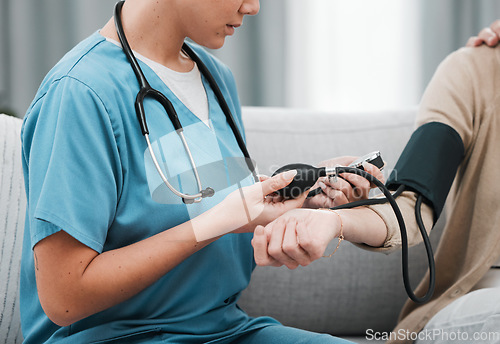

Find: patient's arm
<box><xmin>252</xmin><ymin>207</ymin><xmax>386</xmax><ymax>269</ymax></box>
<box><xmin>252</xmin><ymin>191</ymin><xmax>434</xmax><ymax>269</ymax></box>
<box><xmin>358</xmin><ymin>191</ymin><xmax>434</xmax><ymax>253</ymax></box>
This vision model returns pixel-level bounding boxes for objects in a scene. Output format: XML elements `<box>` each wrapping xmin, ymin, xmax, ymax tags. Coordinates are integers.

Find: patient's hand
<box><xmin>251</xmin><ymin>207</ymin><xmax>387</xmax><ymax>269</ymax></box>
<box><xmin>302</xmin><ymin>156</ymin><xmax>384</xmax><ymax>209</ymax></box>
<box><xmin>251</xmin><ymin>208</ymin><xmax>340</xmax><ymax>269</ymax></box>
<box><xmin>466</xmin><ymin>19</ymin><xmax>500</xmax><ymax>47</ymax></box>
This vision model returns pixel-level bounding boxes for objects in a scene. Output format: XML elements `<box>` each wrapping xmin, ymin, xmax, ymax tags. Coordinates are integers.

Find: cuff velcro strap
<box><xmin>386</xmin><ymin>122</ymin><xmax>464</xmax><ymax>221</ymax></box>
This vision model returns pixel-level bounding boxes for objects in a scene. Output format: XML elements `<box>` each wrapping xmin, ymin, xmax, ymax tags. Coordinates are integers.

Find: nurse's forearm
<box><xmin>33</xmin><ymin>206</ymin><xmax>232</xmax><ymax>328</ymax></box>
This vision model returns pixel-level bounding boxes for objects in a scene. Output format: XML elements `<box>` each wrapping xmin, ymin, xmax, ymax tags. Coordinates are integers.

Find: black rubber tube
<box><xmin>331</xmin><ymin>166</ymin><xmax>435</xmax><ymax>304</ymax></box>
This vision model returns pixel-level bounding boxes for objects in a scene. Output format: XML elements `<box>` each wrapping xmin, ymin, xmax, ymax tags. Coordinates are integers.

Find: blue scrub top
<box><xmin>20</xmin><ymin>32</ymin><xmax>277</xmax><ymax>343</ymax></box>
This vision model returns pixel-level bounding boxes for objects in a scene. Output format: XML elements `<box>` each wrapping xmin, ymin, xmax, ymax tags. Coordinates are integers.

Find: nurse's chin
<box><xmin>191</xmin><ymin>36</ymin><xmax>228</xmax><ymax>50</ymax></box>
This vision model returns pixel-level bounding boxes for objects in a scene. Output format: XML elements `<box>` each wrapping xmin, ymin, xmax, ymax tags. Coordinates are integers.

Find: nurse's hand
<box><xmin>466</xmin><ymin>20</ymin><xmax>500</xmax><ymax>47</ymax></box>
<box><xmin>302</xmin><ymin>156</ymin><xmax>384</xmax><ymax>209</ymax></box>
<box><xmin>252</xmin><ymin>208</ymin><xmax>340</xmax><ymax>269</ymax></box>
<box><xmin>224</xmin><ymin>170</ymin><xmax>308</xmax><ymax>234</ymax></box>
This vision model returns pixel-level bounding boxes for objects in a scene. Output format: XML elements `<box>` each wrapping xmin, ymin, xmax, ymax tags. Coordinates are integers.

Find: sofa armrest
<box><xmin>0</xmin><ymin>114</ymin><xmax>26</xmax><ymax>342</ymax></box>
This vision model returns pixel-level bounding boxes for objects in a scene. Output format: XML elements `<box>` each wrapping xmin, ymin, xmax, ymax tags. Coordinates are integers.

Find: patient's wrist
<box><xmin>336</xmin><ymin>208</ymin><xmax>387</xmax><ymax>247</ymax></box>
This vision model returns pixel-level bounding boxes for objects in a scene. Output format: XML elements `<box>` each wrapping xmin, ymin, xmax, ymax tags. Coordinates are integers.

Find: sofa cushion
<box><xmin>0</xmin><ymin>114</ymin><xmax>25</xmax><ymax>342</ymax></box>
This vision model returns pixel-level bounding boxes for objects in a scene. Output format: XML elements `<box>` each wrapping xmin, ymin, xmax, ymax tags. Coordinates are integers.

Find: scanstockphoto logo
<box><xmin>365</xmin><ymin>328</ymin><xmax>500</xmax><ymax>342</ymax></box>
<box><xmin>143</xmin><ymin>121</ymin><xmax>257</xmax><ymax>206</ymax></box>
<box><xmin>143</xmin><ymin>121</ymin><xmax>259</xmax><ymax>241</ymax></box>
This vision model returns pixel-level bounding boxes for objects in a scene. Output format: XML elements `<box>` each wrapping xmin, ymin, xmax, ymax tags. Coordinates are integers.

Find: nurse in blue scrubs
<box><xmin>20</xmin><ymin>0</ymin><xmax>368</xmax><ymax>342</ymax></box>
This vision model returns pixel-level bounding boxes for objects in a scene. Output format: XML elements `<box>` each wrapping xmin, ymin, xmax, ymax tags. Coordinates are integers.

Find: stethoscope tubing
<box><xmin>145</xmin><ymin>134</ymin><xmax>204</xmax><ymax>203</ymax></box>
<box><xmin>181</xmin><ymin>43</ymin><xmax>257</xmax><ymax>181</ymax></box>
<box><xmin>114</xmin><ymin>1</ymin><xmax>212</xmax><ymax>202</ymax></box>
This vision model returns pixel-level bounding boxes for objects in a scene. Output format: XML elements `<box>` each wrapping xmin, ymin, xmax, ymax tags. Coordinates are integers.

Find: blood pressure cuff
<box><xmin>386</xmin><ymin>122</ymin><xmax>464</xmax><ymax>222</ymax></box>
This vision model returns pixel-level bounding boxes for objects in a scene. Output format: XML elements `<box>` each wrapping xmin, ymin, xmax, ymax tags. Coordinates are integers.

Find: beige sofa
<box><xmin>0</xmin><ymin>107</ymin><xmax>443</xmax><ymax>343</ymax></box>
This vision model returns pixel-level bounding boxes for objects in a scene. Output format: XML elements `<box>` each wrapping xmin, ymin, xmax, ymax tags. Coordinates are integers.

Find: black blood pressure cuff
<box><xmin>386</xmin><ymin>122</ymin><xmax>464</xmax><ymax>222</ymax></box>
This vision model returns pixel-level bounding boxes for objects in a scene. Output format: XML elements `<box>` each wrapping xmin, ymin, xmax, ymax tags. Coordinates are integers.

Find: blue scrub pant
<box><xmin>111</xmin><ymin>325</ymin><xmax>355</xmax><ymax>343</ymax></box>
<box><xmin>114</xmin><ymin>322</ymin><xmax>355</xmax><ymax>343</ymax></box>
<box><xmin>232</xmin><ymin>325</ymin><xmax>355</xmax><ymax>344</ymax></box>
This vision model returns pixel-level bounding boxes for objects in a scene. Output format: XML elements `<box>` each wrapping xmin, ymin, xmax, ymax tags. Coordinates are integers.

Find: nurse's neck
<box><xmin>100</xmin><ymin>0</ymin><xmax>194</xmax><ymax>73</ymax></box>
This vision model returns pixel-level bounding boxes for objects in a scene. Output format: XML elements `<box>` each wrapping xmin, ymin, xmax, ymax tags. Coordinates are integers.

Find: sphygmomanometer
<box><xmin>273</xmin><ymin>121</ymin><xmax>464</xmax><ymax>304</ymax></box>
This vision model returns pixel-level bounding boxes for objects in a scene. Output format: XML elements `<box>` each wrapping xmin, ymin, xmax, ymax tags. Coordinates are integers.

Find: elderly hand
<box><xmin>251</xmin><ymin>208</ymin><xmax>341</xmax><ymax>269</ymax></box>
<box><xmin>466</xmin><ymin>20</ymin><xmax>500</xmax><ymax>47</ymax></box>
<box><xmin>302</xmin><ymin>156</ymin><xmax>384</xmax><ymax>209</ymax></box>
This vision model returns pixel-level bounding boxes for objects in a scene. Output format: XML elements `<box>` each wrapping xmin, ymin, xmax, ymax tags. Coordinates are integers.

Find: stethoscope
<box><xmin>114</xmin><ymin>1</ymin><xmax>255</xmax><ymax>204</ymax></box>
